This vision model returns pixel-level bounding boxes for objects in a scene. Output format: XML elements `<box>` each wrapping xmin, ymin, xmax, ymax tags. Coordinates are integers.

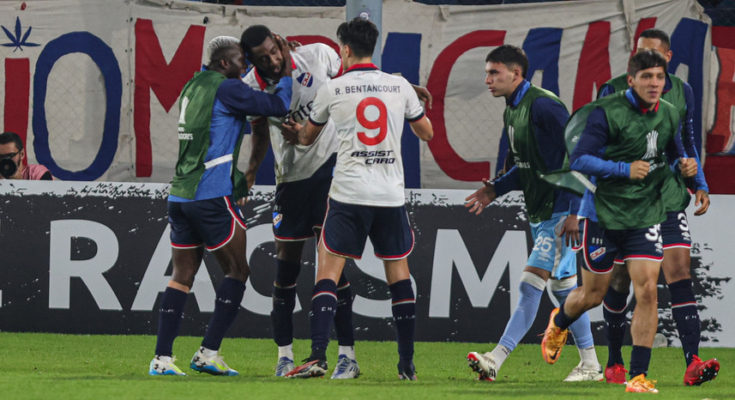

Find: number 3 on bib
<box><xmin>357</xmin><ymin>97</ymin><xmax>387</xmax><ymax>145</ymax></box>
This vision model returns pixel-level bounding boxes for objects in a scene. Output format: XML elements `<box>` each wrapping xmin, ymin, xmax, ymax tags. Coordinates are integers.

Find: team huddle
<box><xmin>148</xmin><ymin>15</ymin><xmax>719</xmax><ymax>392</ymax></box>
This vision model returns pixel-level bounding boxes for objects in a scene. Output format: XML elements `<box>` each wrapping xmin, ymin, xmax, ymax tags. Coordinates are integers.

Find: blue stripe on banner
<box><xmin>382</xmin><ymin>32</ymin><xmax>422</xmax><ymax>189</ymax></box>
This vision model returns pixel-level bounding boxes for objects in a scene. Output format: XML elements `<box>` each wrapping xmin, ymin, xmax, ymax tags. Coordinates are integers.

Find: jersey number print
<box><xmin>357</xmin><ymin>97</ymin><xmax>388</xmax><ymax>146</ymax></box>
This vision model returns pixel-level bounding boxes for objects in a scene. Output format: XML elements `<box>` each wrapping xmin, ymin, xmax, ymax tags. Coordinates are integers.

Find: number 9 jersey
<box><xmin>308</xmin><ymin>63</ymin><xmax>424</xmax><ymax>207</ymax></box>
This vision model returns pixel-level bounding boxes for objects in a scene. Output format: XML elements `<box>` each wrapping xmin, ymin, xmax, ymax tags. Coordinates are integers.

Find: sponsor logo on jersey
<box><xmin>297</xmin><ymin>72</ymin><xmax>313</xmax><ymax>87</ymax></box>
<box><xmin>272</xmin><ymin>212</ymin><xmax>283</xmax><ymax>228</ymax></box>
<box><xmin>350</xmin><ymin>150</ymin><xmax>396</xmax><ymax>165</ymax></box>
<box><xmin>589</xmin><ymin>245</ymin><xmax>606</xmax><ymax>260</ymax></box>
<box><xmin>288</xmin><ymin>100</ymin><xmax>314</xmax><ymax>122</ymax></box>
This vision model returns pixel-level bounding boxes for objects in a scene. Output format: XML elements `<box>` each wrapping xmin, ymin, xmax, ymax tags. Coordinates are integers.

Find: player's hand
<box><xmin>236</xmin><ymin>197</ymin><xmax>247</xmax><ymax>207</ymax></box>
<box><xmin>274</xmin><ymin>34</ymin><xmax>292</xmax><ymax>78</ymax></box>
<box><xmin>559</xmin><ymin>214</ymin><xmax>580</xmax><ymax>247</ymax></box>
<box><xmin>693</xmin><ymin>189</ymin><xmax>710</xmax><ymax>216</ymax></box>
<box><xmin>281</xmin><ymin>119</ymin><xmax>302</xmax><ymax>145</ymax></box>
<box><xmin>464</xmin><ymin>179</ymin><xmax>496</xmax><ymax>215</ymax></box>
<box><xmin>412</xmin><ymin>85</ymin><xmax>433</xmax><ymax>109</ymax></box>
<box><xmin>679</xmin><ymin>157</ymin><xmax>698</xmax><ymax>178</ymax></box>
<box><xmin>629</xmin><ymin>160</ymin><xmax>650</xmax><ymax>180</ymax></box>
<box><xmin>288</xmin><ymin>39</ymin><xmax>302</xmax><ymax>50</ymax></box>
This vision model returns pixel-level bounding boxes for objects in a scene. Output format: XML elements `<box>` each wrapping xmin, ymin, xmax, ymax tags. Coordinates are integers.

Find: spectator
<box><xmin>0</xmin><ymin>132</ymin><xmax>52</xmax><ymax>180</ymax></box>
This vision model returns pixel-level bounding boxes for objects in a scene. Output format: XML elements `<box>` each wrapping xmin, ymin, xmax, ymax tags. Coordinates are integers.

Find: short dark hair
<box><xmin>639</xmin><ymin>28</ymin><xmax>671</xmax><ymax>50</ymax></box>
<box><xmin>240</xmin><ymin>25</ymin><xmax>272</xmax><ymax>59</ymax></box>
<box><xmin>336</xmin><ymin>17</ymin><xmax>379</xmax><ymax>58</ymax></box>
<box><xmin>627</xmin><ymin>49</ymin><xmax>668</xmax><ymax>77</ymax></box>
<box><xmin>485</xmin><ymin>45</ymin><xmax>528</xmax><ymax>78</ymax></box>
<box><xmin>0</xmin><ymin>132</ymin><xmax>23</xmax><ymax>151</ymax></box>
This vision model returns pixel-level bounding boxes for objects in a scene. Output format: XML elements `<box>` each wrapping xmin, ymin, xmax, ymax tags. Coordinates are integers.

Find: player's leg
<box><xmin>271</xmin><ymin>239</ymin><xmax>304</xmax><ymax>376</ymax></box>
<box><xmin>150</xmin><ymin>201</ymin><xmax>203</xmax><ymax>376</ymax></box>
<box><xmin>384</xmin><ymin>258</ymin><xmax>417</xmax><ymax>380</ymax></box>
<box><xmin>661</xmin><ymin>211</ymin><xmax>719</xmax><ymax>385</ymax></box>
<box><xmin>547</xmin><ymin>213</ymin><xmax>602</xmax><ymax>381</ymax></box>
<box><xmin>371</xmin><ymin>205</ymin><xmax>417</xmax><ymax>381</ymax></box>
<box><xmin>307</xmin><ymin>156</ymin><xmax>356</xmax><ymax>364</ymax></box>
<box><xmin>550</xmin><ymin>276</ymin><xmax>602</xmax><ymax>382</ymax></box>
<box><xmin>602</xmin><ymin>263</ymin><xmax>631</xmax><ymax>384</ymax></box>
<box><xmin>620</xmin><ymin>223</ymin><xmax>663</xmax><ymax>393</ymax></box>
<box><xmin>190</xmin><ymin>196</ymin><xmax>249</xmax><ymax>376</ymax></box>
<box><xmin>331</xmin><ymin>271</ymin><xmax>359</xmax><ymax>379</ymax></box>
<box><xmin>541</xmin><ymin>219</ymin><xmax>617</xmax><ymax>365</ymax></box>
<box><xmin>468</xmin><ymin>216</ymin><xmax>563</xmax><ymax>380</ymax></box>
<box><xmin>286</xmin><ymin>198</ymin><xmax>366</xmax><ymax>378</ymax></box>
<box><xmin>475</xmin><ymin>266</ymin><xmax>549</xmax><ymax>380</ymax></box>
<box><xmin>625</xmin><ymin>258</ymin><xmax>661</xmax><ymax>393</ymax></box>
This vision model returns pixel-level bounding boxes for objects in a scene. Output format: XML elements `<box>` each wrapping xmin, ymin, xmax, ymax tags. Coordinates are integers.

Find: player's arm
<box><xmin>492</xmin><ymin>124</ymin><xmax>521</xmax><ymax>196</ymax></box>
<box><xmin>297</xmin><ymin>120</ymin><xmax>324</xmax><ymax>146</ymax></box>
<box><xmin>245</xmin><ymin>119</ymin><xmax>271</xmax><ymax>190</ymax></box>
<box><xmin>680</xmin><ymin>82</ymin><xmax>710</xmax><ymax>214</ymax></box>
<box><xmin>530</xmin><ymin>97</ymin><xmax>580</xmax><ymax>244</ymax></box>
<box><xmin>667</xmin><ymin>122</ymin><xmax>698</xmax><ymax>179</ymax></box>
<box><xmin>531</xmin><ymin>97</ymin><xmax>568</xmax><ymax>172</ymax></box>
<box><xmin>570</xmin><ymin>107</ymin><xmax>644</xmax><ymax>179</ymax></box>
<box><xmin>217</xmin><ymin>77</ymin><xmax>293</xmax><ymax>118</ymax></box>
<box><xmin>411</xmin><ymin>85</ymin><xmax>433</xmax><ymax>109</ymax></box>
<box><xmin>467</xmin><ymin>141</ymin><xmax>520</xmax><ymax>214</ymax></box>
<box><xmin>404</xmin><ymin>79</ymin><xmax>433</xmax><ymax>141</ymax></box>
<box><xmin>296</xmin><ymin>84</ymin><xmax>330</xmax><ymax>146</ymax></box>
<box><xmin>409</xmin><ymin>115</ymin><xmax>433</xmax><ymax>142</ymax></box>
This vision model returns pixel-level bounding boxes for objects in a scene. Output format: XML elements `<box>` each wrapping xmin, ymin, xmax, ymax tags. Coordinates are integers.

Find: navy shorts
<box><xmin>661</xmin><ymin>210</ymin><xmax>692</xmax><ymax>249</ymax></box>
<box><xmin>168</xmin><ymin>195</ymin><xmax>247</xmax><ymax>251</ymax></box>
<box><xmin>273</xmin><ymin>154</ymin><xmax>335</xmax><ymax>241</ymax></box>
<box><xmin>579</xmin><ymin>219</ymin><xmax>663</xmax><ymax>273</ymax></box>
<box><xmin>321</xmin><ymin>198</ymin><xmax>414</xmax><ymax>260</ymax></box>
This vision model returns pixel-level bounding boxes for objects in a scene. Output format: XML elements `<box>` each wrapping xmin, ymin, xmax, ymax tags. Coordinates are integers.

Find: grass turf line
<box><xmin>0</xmin><ymin>332</ymin><xmax>730</xmax><ymax>399</ymax></box>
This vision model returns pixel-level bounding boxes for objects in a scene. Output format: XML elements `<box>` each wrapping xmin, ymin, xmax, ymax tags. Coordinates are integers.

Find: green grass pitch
<box><xmin>1</xmin><ymin>332</ymin><xmax>730</xmax><ymax>399</ymax></box>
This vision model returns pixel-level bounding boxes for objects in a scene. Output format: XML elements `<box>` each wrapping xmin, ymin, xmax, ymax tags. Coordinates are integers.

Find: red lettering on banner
<box><xmin>572</xmin><ymin>21</ymin><xmax>611</xmax><ymax>111</ymax></box>
<box><xmin>631</xmin><ymin>17</ymin><xmax>657</xmax><ymax>55</ymax></box>
<box><xmin>704</xmin><ymin>155</ymin><xmax>735</xmax><ymax>194</ymax></box>
<box><xmin>712</xmin><ymin>26</ymin><xmax>735</xmax><ymax>50</ymax></box>
<box><xmin>134</xmin><ymin>19</ymin><xmax>205</xmax><ymax>177</ymax></box>
<box><xmin>707</xmin><ymin>47</ymin><xmax>735</xmax><ymax>154</ymax></box>
<box><xmin>426</xmin><ymin>30</ymin><xmax>505</xmax><ymax>182</ymax></box>
<box><xmin>3</xmin><ymin>58</ymin><xmax>30</xmax><ymax>162</ymax></box>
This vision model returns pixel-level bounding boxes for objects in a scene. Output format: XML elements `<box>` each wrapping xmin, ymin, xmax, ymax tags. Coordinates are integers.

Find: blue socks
<box><xmin>603</xmin><ymin>286</ymin><xmax>629</xmax><ymax>367</ymax></box>
<box><xmin>669</xmin><ymin>279</ymin><xmax>700</xmax><ymax>366</ymax></box>
<box><xmin>310</xmin><ymin>279</ymin><xmax>337</xmax><ymax>360</ymax></box>
<box><xmin>271</xmin><ymin>259</ymin><xmax>300</xmax><ymax>347</ymax></box>
<box><xmin>201</xmin><ymin>277</ymin><xmax>246</xmax><ymax>351</ymax></box>
<box><xmin>498</xmin><ymin>281</ymin><xmax>543</xmax><ymax>351</ymax></box>
<box><xmin>155</xmin><ymin>286</ymin><xmax>188</xmax><ymax>356</ymax></box>
<box><xmin>335</xmin><ymin>274</ymin><xmax>355</xmax><ymax>347</ymax></box>
<box><xmin>389</xmin><ymin>279</ymin><xmax>416</xmax><ymax>363</ymax></box>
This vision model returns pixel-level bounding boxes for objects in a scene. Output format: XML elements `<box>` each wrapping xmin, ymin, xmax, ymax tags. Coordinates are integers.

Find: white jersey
<box><xmin>242</xmin><ymin>43</ymin><xmax>341</xmax><ymax>184</ymax></box>
<box><xmin>309</xmin><ymin>64</ymin><xmax>424</xmax><ymax>207</ymax></box>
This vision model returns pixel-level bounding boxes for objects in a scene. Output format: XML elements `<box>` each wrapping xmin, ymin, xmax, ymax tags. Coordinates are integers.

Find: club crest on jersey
<box><xmin>297</xmin><ymin>72</ymin><xmax>313</xmax><ymax>87</ymax></box>
<box><xmin>589</xmin><ymin>246</ymin><xmax>606</xmax><ymax>260</ymax></box>
<box><xmin>272</xmin><ymin>212</ymin><xmax>283</xmax><ymax>228</ymax></box>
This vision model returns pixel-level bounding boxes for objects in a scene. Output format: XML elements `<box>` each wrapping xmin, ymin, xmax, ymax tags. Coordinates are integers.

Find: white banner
<box><xmin>0</xmin><ymin>0</ymin><xmax>714</xmax><ymax>189</ymax></box>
